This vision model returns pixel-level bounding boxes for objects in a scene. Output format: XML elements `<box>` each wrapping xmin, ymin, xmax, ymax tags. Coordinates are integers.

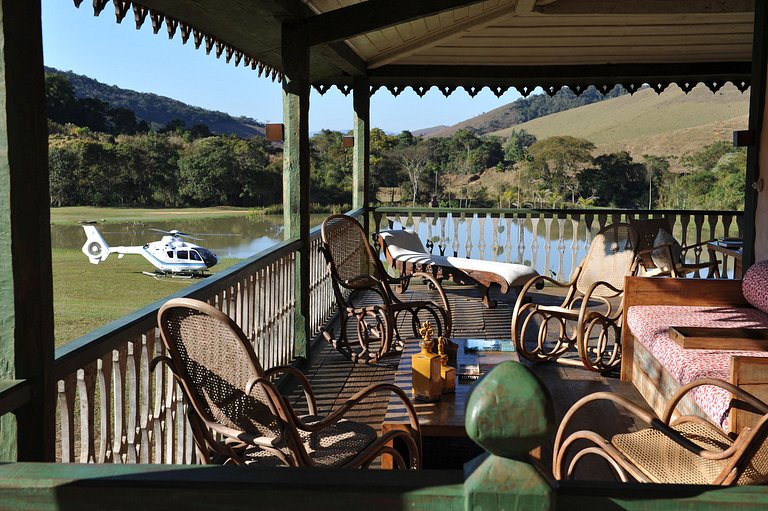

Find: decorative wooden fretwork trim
<box><xmin>71</xmin><ymin>0</ymin><xmax>280</xmax><ymax>81</ymax></box>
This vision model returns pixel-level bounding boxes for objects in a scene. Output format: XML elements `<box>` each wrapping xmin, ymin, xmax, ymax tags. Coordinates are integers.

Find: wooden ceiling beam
<box><xmin>304</xmin><ymin>0</ymin><xmax>491</xmax><ymax>47</ymax></box>
<box><xmin>368</xmin><ymin>62</ymin><xmax>751</xmax><ymax>82</ymax></box>
<box><xmin>534</xmin><ymin>0</ymin><xmax>754</xmax><ymax>16</ymax></box>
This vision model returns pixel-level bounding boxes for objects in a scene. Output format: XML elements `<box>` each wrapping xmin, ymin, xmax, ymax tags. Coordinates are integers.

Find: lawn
<box><xmin>53</xmin><ymin>248</ymin><xmax>240</xmax><ymax>346</ymax></box>
<box><xmin>50</xmin><ymin>206</ymin><xmax>254</xmax><ymax>225</ymax></box>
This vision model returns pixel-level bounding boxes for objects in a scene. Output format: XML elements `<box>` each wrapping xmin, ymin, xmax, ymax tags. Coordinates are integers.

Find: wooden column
<box><xmin>282</xmin><ymin>24</ymin><xmax>310</xmax><ymax>360</ymax></box>
<box><xmin>0</xmin><ymin>0</ymin><xmax>55</xmax><ymax>461</ymax></box>
<box><xmin>352</xmin><ymin>76</ymin><xmax>370</xmax><ymax>233</ymax></box>
<box><xmin>746</xmin><ymin>0</ymin><xmax>767</xmax><ymax>268</ymax></box>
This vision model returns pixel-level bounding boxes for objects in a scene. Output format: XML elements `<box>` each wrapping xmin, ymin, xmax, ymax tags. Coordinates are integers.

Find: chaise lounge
<box><xmin>377</xmin><ymin>228</ymin><xmax>539</xmax><ymax>308</ymax></box>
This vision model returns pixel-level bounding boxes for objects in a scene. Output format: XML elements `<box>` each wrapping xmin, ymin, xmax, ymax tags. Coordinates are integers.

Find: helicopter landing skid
<box><xmin>142</xmin><ymin>270</ymin><xmax>208</xmax><ymax>280</ymax></box>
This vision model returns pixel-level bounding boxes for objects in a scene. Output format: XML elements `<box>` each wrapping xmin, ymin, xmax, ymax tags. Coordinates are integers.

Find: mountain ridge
<box><xmin>45</xmin><ymin>66</ymin><xmax>265</xmax><ymax>138</ymax></box>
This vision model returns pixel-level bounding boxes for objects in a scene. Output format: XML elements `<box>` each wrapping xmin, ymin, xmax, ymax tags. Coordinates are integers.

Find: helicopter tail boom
<box><xmin>81</xmin><ymin>225</ymin><xmax>111</xmax><ymax>264</ymax></box>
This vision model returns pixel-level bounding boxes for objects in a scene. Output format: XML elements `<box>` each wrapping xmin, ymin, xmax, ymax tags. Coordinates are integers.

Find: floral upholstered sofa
<box><xmin>622</xmin><ymin>261</ymin><xmax>768</xmax><ymax>433</ymax></box>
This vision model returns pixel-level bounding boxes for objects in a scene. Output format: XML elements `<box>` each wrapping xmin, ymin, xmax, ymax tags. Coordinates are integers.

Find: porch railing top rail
<box><xmin>374</xmin><ymin>206</ymin><xmax>744</xmax><ymax>216</ymax></box>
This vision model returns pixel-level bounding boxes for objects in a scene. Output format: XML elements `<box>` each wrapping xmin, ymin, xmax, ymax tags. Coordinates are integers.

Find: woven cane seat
<box><xmin>244</xmin><ymin>416</ymin><xmax>377</xmax><ymax>467</ymax></box>
<box><xmin>612</xmin><ymin>422</ymin><xmax>733</xmax><ymax>484</ymax></box>
<box><xmin>157</xmin><ymin>297</ymin><xmax>422</xmax><ymax>468</ymax></box>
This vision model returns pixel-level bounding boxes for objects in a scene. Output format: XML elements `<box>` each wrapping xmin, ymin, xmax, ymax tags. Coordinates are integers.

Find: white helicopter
<box><xmin>81</xmin><ymin>224</ymin><xmax>219</xmax><ymax>277</ymax></box>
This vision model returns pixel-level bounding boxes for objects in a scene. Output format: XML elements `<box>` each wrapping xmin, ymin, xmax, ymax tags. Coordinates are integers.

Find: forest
<box><xmin>46</xmin><ymin>73</ymin><xmax>746</xmax><ymax>211</ymax></box>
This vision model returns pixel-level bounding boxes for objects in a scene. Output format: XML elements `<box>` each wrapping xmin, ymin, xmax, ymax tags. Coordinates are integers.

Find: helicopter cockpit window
<box><xmin>177</xmin><ymin>250</ymin><xmax>189</xmax><ymax>260</ymax></box>
<box><xmin>190</xmin><ymin>251</ymin><xmax>202</xmax><ymax>261</ymax></box>
<box><xmin>167</xmin><ymin>251</ymin><xmax>174</xmax><ymax>258</ymax></box>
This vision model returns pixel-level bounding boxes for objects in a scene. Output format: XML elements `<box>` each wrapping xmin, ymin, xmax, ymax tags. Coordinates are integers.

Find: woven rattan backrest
<box><xmin>575</xmin><ymin>223</ymin><xmax>638</xmax><ymax>297</ymax></box>
<box><xmin>321</xmin><ymin>215</ymin><xmax>379</xmax><ymax>289</ymax></box>
<box><xmin>158</xmin><ymin>298</ymin><xmax>280</xmax><ymax>438</ymax></box>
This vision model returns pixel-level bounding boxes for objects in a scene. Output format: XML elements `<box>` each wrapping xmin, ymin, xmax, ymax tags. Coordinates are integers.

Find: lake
<box><xmin>51</xmin><ymin>214</ymin><xmax>327</xmax><ymax>259</ymax></box>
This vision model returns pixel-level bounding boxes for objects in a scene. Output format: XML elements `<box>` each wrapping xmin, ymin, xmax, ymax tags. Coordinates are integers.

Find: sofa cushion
<box><xmin>627</xmin><ymin>305</ymin><xmax>768</xmax><ymax>429</ymax></box>
<box><xmin>651</xmin><ymin>229</ymin><xmax>682</xmax><ymax>271</ymax></box>
<box><xmin>743</xmin><ymin>260</ymin><xmax>768</xmax><ymax>314</ymax></box>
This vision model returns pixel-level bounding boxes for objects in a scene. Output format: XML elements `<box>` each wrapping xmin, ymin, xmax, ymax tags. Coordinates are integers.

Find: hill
<box><xmin>491</xmin><ymin>83</ymin><xmax>749</xmax><ymax>169</ymax></box>
<box><xmin>45</xmin><ymin>67</ymin><xmax>265</xmax><ymax>138</ymax></box>
<box><xmin>418</xmin><ymin>85</ymin><xmax>625</xmax><ymax>138</ymax></box>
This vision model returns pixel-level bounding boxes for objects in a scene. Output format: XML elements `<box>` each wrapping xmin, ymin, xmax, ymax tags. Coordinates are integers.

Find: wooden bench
<box><xmin>621</xmin><ymin>276</ymin><xmax>768</xmax><ymax>433</ymax></box>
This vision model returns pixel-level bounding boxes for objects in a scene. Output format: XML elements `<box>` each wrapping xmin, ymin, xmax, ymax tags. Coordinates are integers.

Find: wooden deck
<box><xmin>286</xmin><ymin>281</ymin><xmax>652</xmax><ymax>478</ymax></box>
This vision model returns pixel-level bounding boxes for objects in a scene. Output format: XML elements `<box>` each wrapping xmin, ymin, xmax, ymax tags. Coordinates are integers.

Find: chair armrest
<box><xmin>662</xmin><ymin>378</ymin><xmax>768</xmax><ymax>424</ymax></box>
<box><xmin>295</xmin><ymin>383</ymin><xmax>422</xmax><ymax>442</ymax></box>
<box><xmin>264</xmin><ymin>365</ymin><xmax>317</xmax><ymax>416</ymax></box>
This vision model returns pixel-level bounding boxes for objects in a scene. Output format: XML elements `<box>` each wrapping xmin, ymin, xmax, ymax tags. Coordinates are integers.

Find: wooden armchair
<box><xmin>629</xmin><ymin>217</ymin><xmax>720</xmax><ymax>278</ymax></box>
<box><xmin>154</xmin><ymin>297</ymin><xmax>422</xmax><ymax>469</ymax></box>
<box><xmin>320</xmin><ymin>214</ymin><xmax>451</xmax><ymax>363</ymax></box>
<box><xmin>553</xmin><ymin>378</ymin><xmax>768</xmax><ymax>484</ymax></box>
<box><xmin>511</xmin><ymin>223</ymin><xmax>639</xmax><ymax>372</ymax></box>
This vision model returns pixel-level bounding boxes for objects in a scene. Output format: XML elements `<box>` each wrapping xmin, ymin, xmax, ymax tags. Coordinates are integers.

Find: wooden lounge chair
<box><xmin>320</xmin><ymin>214</ymin><xmax>451</xmax><ymax>363</ymax></box>
<box><xmin>511</xmin><ymin>223</ymin><xmax>639</xmax><ymax>372</ymax></box>
<box><xmin>154</xmin><ymin>297</ymin><xmax>422</xmax><ymax>468</ymax></box>
<box><xmin>629</xmin><ymin>216</ymin><xmax>720</xmax><ymax>278</ymax></box>
<box><xmin>553</xmin><ymin>378</ymin><xmax>768</xmax><ymax>484</ymax></box>
<box><xmin>377</xmin><ymin>229</ymin><xmax>539</xmax><ymax>309</ymax></box>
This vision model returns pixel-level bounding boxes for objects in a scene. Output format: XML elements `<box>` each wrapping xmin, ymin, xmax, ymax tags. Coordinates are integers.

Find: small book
<box><xmin>463</xmin><ymin>338</ymin><xmax>515</xmax><ymax>353</ymax></box>
<box><xmin>457</xmin><ymin>362</ymin><xmax>499</xmax><ymax>381</ymax></box>
<box><xmin>457</xmin><ymin>363</ymin><xmax>482</xmax><ymax>381</ymax></box>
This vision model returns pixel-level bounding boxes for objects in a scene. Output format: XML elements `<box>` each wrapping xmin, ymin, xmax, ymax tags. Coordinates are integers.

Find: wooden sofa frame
<box><xmin>621</xmin><ymin>276</ymin><xmax>768</xmax><ymax>434</ymax></box>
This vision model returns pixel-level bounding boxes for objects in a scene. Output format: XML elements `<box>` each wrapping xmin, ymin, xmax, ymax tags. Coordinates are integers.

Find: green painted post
<box><xmin>281</xmin><ymin>24</ymin><xmax>310</xmax><ymax>360</ymax></box>
<box><xmin>463</xmin><ymin>362</ymin><xmax>555</xmax><ymax>511</ymax></box>
<box><xmin>0</xmin><ymin>0</ymin><xmax>55</xmax><ymax>461</ymax></box>
<box><xmin>352</xmin><ymin>75</ymin><xmax>370</xmax><ymax>233</ymax></box>
<box><xmin>743</xmin><ymin>0</ymin><xmax>767</xmax><ymax>270</ymax></box>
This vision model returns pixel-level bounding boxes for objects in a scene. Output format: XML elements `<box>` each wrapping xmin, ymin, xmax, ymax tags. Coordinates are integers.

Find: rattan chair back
<box><xmin>158</xmin><ymin>298</ymin><xmax>282</xmax><ymax>439</ymax></box>
<box><xmin>575</xmin><ymin>223</ymin><xmax>638</xmax><ymax>297</ymax></box>
<box><xmin>321</xmin><ymin>215</ymin><xmax>380</xmax><ymax>290</ymax></box>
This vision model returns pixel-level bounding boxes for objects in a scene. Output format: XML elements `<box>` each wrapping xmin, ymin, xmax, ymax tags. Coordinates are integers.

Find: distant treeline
<box><xmin>46</xmin><ymin>73</ymin><xmax>743</xmax><ymax>211</ymax></box>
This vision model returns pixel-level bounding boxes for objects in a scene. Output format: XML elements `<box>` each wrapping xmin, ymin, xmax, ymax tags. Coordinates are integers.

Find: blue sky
<box><xmin>41</xmin><ymin>0</ymin><xmax>524</xmax><ymax>134</ymax></box>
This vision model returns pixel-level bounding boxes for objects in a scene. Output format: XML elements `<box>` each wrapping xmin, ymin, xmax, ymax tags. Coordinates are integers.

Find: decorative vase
<box><xmin>412</xmin><ymin>322</ymin><xmax>442</xmax><ymax>402</ymax></box>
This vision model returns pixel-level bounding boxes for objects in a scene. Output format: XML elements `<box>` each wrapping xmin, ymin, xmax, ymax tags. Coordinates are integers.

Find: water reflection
<box><xmin>51</xmin><ymin>215</ymin><xmax>326</xmax><ymax>259</ymax></box>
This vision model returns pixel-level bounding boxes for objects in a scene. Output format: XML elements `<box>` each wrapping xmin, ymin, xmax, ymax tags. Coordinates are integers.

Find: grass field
<box><xmin>50</xmin><ymin>206</ymin><xmax>255</xmax><ymax>225</ymax></box>
<box><xmin>53</xmin><ymin>250</ymin><xmax>240</xmax><ymax>347</ymax></box>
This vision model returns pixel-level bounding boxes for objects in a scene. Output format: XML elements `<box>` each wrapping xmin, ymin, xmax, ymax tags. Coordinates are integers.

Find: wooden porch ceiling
<box><xmin>110</xmin><ymin>0</ymin><xmax>754</xmax><ymax>93</ymax></box>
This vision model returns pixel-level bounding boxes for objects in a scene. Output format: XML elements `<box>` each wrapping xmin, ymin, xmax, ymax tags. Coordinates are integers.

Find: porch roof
<box><xmin>91</xmin><ymin>0</ymin><xmax>754</xmax><ymax>95</ymax></box>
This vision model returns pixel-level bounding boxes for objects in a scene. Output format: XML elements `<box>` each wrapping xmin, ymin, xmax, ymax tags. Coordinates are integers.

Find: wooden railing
<box><xmin>46</xmin><ymin>207</ymin><xmax>363</xmax><ymax>464</ymax></box>
<box><xmin>373</xmin><ymin>208</ymin><xmax>744</xmax><ymax>280</ymax></box>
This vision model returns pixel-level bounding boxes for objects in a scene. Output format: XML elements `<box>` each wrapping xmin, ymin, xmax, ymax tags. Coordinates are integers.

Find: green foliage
<box><xmin>521</xmin><ymin>136</ymin><xmax>594</xmax><ymax>205</ymax></box>
<box><xmin>659</xmin><ymin>145</ymin><xmax>746</xmax><ymax>210</ymax></box>
<box><xmin>310</xmin><ymin>130</ymin><xmax>353</xmax><ymax>204</ymax></box>
<box><xmin>503</xmin><ymin>129</ymin><xmax>537</xmax><ymax>165</ymax></box>
<box><xmin>577</xmin><ymin>152</ymin><xmax>646</xmax><ymax>208</ymax></box>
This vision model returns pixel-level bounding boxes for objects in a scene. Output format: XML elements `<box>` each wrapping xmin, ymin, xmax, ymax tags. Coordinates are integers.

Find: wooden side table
<box><xmin>707</xmin><ymin>241</ymin><xmax>743</xmax><ymax>279</ymax></box>
<box><xmin>381</xmin><ymin>339</ymin><xmax>516</xmax><ymax>469</ymax></box>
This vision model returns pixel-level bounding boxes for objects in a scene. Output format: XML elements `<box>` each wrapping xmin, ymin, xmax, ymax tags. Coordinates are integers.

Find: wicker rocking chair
<box><xmin>511</xmin><ymin>223</ymin><xmax>639</xmax><ymax>372</ymax></box>
<box><xmin>153</xmin><ymin>297</ymin><xmax>422</xmax><ymax>469</ymax></box>
<box><xmin>629</xmin><ymin>216</ymin><xmax>720</xmax><ymax>278</ymax></box>
<box><xmin>553</xmin><ymin>379</ymin><xmax>768</xmax><ymax>484</ymax></box>
<box><xmin>320</xmin><ymin>214</ymin><xmax>451</xmax><ymax>363</ymax></box>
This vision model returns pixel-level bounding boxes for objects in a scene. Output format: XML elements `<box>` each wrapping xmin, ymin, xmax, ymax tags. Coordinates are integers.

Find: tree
<box><xmin>395</xmin><ymin>143</ymin><xmax>430</xmax><ymax>206</ymax></box>
<box><xmin>641</xmin><ymin>154</ymin><xmax>671</xmax><ymax>209</ymax></box>
<box><xmin>577</xmin><ymin>152</ymin><xmax>646</xmax><ymax>208</ymax></box>
<box><xmin>524</xmin><ymin>136</ymin><xmax>594</xmax><ymax>205</ymax></box>
<box><xmin>503</xmin><ymin>129</ymin><xmax>537</xmax><ymax>165</ymax></box>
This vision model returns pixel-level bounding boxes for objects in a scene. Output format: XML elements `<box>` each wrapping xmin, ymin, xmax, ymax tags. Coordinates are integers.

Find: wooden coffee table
<box><xmin>381</xmin><ymin>338</ymin><xmax>517</xmax><ymax>468</ymax></box>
